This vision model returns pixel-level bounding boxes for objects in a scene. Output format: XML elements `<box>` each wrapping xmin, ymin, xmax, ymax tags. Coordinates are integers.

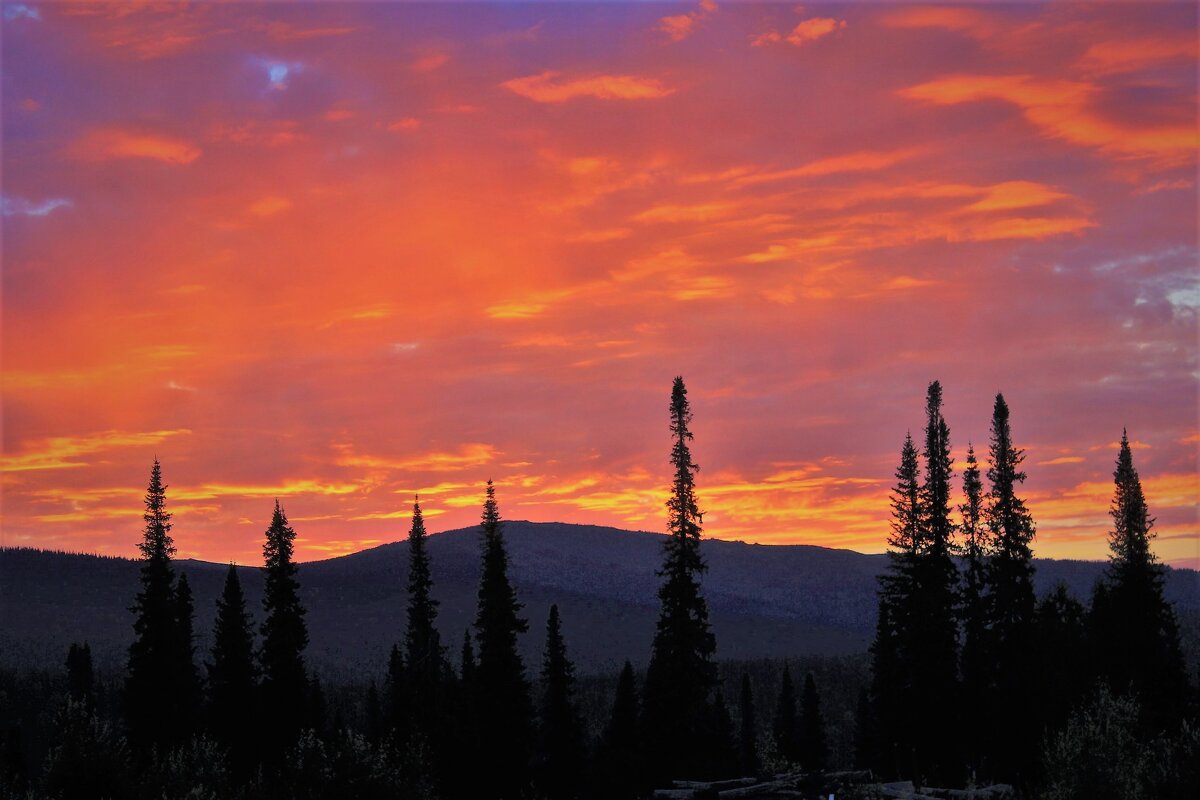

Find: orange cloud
<box><xmin>881</xmin><ymin>5</ymin><xmax>997</xmax><ymax>39</ymax></box>
<box><xmin>1077</xmin><ymin>36</ymin><xmax>1198</xmax><ymax>77</ymax></box>
<box><xmin>658</xmin><ymin>0</ymin><xmax>717</xmax><ymax>42</ymax></box>
<box><xmin>71</xmin><ymin>128</ymin><xmax>201</xmax><ymax>164</ymax></box>
<box><xmin>901</xmin><ymin>74</ymin><xmax>1199</xmax><ymax>163</ymax></box>
<box><xmin>754</xmin><ymin>17</ymin><xmax>846</xmax><ymax>48</ymax></box>
<box><xmin>734</xmin><ymin>148</ymin><xmax>923</xmax><ymax>185</ymax></box>
<box><xmin>247</xmin><ymin>196</ymin><xmax>293</xmax><ymax>218</ymax></box>
<box><xmin>387</xmin><ymin>117</ymin><xmax>422</xmax><ymax>132</ymax></box>
<box><xmin>502</xmin><ymin>71</ymin><xmax>674</xmax><ymax>102</ymax></box>
<box><xmin>1</xmin><ymin>430</ymin><xmax>191</xmax><ymax>472</ymax></box>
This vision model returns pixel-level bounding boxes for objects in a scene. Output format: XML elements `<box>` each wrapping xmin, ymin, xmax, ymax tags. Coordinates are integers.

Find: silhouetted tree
<box><xmin>207</xmin><ymin>564</ymin><xmax>257</xmax><ymax>770</ymax></box>
<box><xmin>596</xmin><ymin>661</ymin><xmax>645</xmax><ymax>800</ymax></box>
<box><xmin>909</xmin><ymin>380</ymin><xmax>960</xmax><ymax>782</ymax></box>
<box><xmin>65</xmin><ymin>643</ymin><xmax>94</xmax><ymax>709</ymax></box>
<box><xmin>386</xmin><ymin>643</ymin><xmax>407</xmax><ymax>735</ymax></box>
<box><xmin>260</xmin><ymin>500</ymin><xmax>309</xmax><ymax>754</ymax></box>
<box><xmin>474</xmin><ymin>480</ymin><xmax>533</xmax><ymax>799</ymax></box>
<box><xmin>1033</xmin><ymin>584</ymin><xmax>1088</xmax><ymax>742</ymax></box>
<box><xmin>643</xmin><ymin>376</ymin><xmax>717</xmax><ymax>782</ymax></box>
<box><xmin>41</xmin><ymin>700</ymin><xmax>134</xmax><ymax>800</ymax></box>
<box><xmin>404</xmin><ymin>497</ymin><xmax>443</xmax><ymax>737</ymax></box>
<box><xmin>958</xmin><ymin>443</ymin><xmax>988</xmax><ymax>769</ymax></box>
<box><xmin>853</xmin><ymin>688</ymin><xmax>874</xmax><ymax>771</ymax></box>
<box><xmin>126</xmin><ymin>459</ymin><xmax>190</xmax><ymax>750</ymax></box>
<box><xmin>534</xmin><ymin>605</ymin><xmax>584</xmax><ymax>800</ymax></box>
<box><xmin>738</xmin><ymin>673</ymin><xmax>759</xmax><ymax>776</ymax></box>
<box><xmin>364</xmin><ymin>681</ymin><xmax>382</xmax><ymax>743</ymax></box>
<box><xmin>799</xmin><ymin>672</ymin><xmax>827</xmax><ymax>773</ymax></box>
<box><xmin>171</xmin><ymin>572</ymin><xmax>200</xmax><ymax>735</ymax></box>
<box><xmin>460</xmin><ymin>628</ymin><xmax>476</xmax><ymax>686</ymax></box>
<box><xmin>982</xmin><ymin>393</ymin><xmax>1038</xmax><ymax>778</ymax></box>
<box><xmin>1090</xmin><ymin>431</ymin><xmax>1188</xmax><ymax>734</ymax></box>
<box><xmin>773</xmin><ymin>663</ymin><xmax>799</xmax><ymax>765</ymax></box>
<box><xmin>868</xmin><ymin>435</ymin><xmax>920</xmax><ymax>776</ymax></box>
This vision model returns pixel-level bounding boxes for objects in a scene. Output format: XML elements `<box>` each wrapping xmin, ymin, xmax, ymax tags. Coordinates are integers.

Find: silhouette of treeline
<box><xmin>0</xmin><ymin>378</ymin><xmax>1197</xmax><ymax>799</ymax></box>
<box><xmin>860</xmin><ymin>382</ymin><xmax>1198</xmax><ymax>797</ymax></box>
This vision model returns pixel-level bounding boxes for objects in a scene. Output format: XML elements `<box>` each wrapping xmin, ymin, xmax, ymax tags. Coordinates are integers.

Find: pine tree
<box><xmin>643</xmin><ymin>376</ymin><xmax>717</xmax><ymax>782</ymax></box>
<box><xmin>772</xmin><ymin>663</ymin><xmax>799</xmax><ymax>765</ymax></box>
<box><xmin>738</xmin><ymin>673</ymin><xmax>759</xmax><ymax>777</ymax></box>
<box><xmin>473</xmin><ymin>480</ymin><xmax>533</xmax><ymax>799</ymax></box>
<box><xmin>459</xmin><ymin>628</ymin><xmax>476</xmax><ymax>686</ymax></box>
<box><xmin>1091</xmin><ymin>431</ymin><xmax>1188</xmax><ymax>733</ymax></box>
<box><xmin>1033</xmin><ymin>584</ymin><xmax>1087</xmax><ymax>740</ymax></box>
<box><xmin>207</xmin><ymin>565</ymin><xmax>257</xmax><ymax>769</ymax></box>
<box><xmin>958</xmin><ymin>442</ymin><xmax>988</xmax><ymax>770</ymax></box>
<box><xmin>364</xmin><ymin>681</ymin><xmax>382</xmax><ymax>743</ymax></box>
<box><xmin>386</xmin><ymin>643</ymin><xmax>407</xmax><ymax>734</ymax></box>
<box><xmin>868</xmin><ymin>435</ymin><xmax>920</xmax><ymax>777</ymax></box>
<box><xmin>404</xmin><ymin>496</ymin><xmax>443</xmax><ymax>735</ymax></box>
<box><xmin>534</xmin><ymin>605</ymin><xmax>584</xmax><ymax>800</ymax></box>
<box><xmin>66</xmin><ymin>643</ymin><xmax>94</xmax><ymax>709</ymax></box>
<box><xmin>260</xmin><ymin>500</ymin><xmax>309</xmax><ymax>754</ymax></box>
<box><xmin>126</xmin><ymin>459</ymin><xmax>186</xmax><ymax>750</ymax></box>
<box><xmin>798</xmin><ymin>673</ymin><xmax>827</xmax><ymax>773</ymax></box>
<box><xmin>909</xmin><ymin>381</ymin><xmax>960</xmax><ymax>783</ymax></box>
<box><xmin>982</xmin><ymin>393</ymin><xmax>1037</xmax><ymax>778</ymax></box>
<box><xmin>596</xmin><ymin>661</ymin><xmax>645</xmax><ymax>800</ymax></box>
<box><xmin>170</xmin><ymin>572</ymin><xmax>200</xmax><ymax>739</ymax></box>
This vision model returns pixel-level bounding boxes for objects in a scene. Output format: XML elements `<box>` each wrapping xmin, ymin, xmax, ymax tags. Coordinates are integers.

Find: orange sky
<box><xmin>2</xmin><ymin>2</ymin><xmax>1197</xmax><ymax>567</ymax></box>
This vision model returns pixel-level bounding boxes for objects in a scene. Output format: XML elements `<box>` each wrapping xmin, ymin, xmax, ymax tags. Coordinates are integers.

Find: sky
<box><xmin>1</xmin><ymin>1</ymin><xmax>1197</xmax><ymax>567</ymax></box>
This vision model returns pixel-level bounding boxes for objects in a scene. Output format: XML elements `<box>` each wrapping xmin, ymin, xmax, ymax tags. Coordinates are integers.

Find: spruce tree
<box><xmin>596</xmin><ymin>661</ymin><xmax>644</xmax><ymax>800</ymax></box>
<box><xmin>404</xmin><ymin>497</ymin><xmax>443</xmax><ymax>737</ymax></box>
<box><xmin>738</xmin><ymin>673</ymin><xmax>758</xmax><ymax>777</ymax></box>
<box><xmin>207</xmin><ymin>565</ymin><xmax>257</xmax><ymax>769</ymax></box>
<box><xmin>170</xmin><ymin>572</ymin><xmax>200</xmax><ymax>739</ymax></box>
<box><xmin>126</xmin><ymin>459</ymin><xmax>186</xmax><ymax>749</ymax></box>
<box><xmin>1091</xmin><ymin>431</ymin><xmax>1187</xmax><ymax>733</ymax></box>
<box><xmin>909</xmin><ymin>381</ymin><xmax>960</xmax><ymax>783</ymax></box>
<box><xmin>643</xmin><ymin>376</ymin><xmax>717</xmax><ymax>782</ymax></box>
<box><xmin>260</xmin><ymin>500</ymin><xmax>309</xmax><ymax>753</ymax></box>
<box><xmin>982</xmin><ymin>393</ymin><xmax>1037</xmax><ymax>778</ymax></box>
<box><xmin>868</xmin><ymin>435</ymin><xmax>920</xmax><ymax>776</ymax></box>
<box><xmin>1033</xmin><ymin>584</ymin><xmax>1087</xmax><ymax>739</ymax></box>
<box><xmin>958</xmin><ymin>442</ymin><xmax>988</xmax><ymax>769</ymax></box>
<box><xmin>473</xmin><ymin>480</ymin><xmax>533</xmax><ymax>799</ymax></box>
<box><xmin>534</xmin><ymin>605</ymin><xmax>584</xmax><ymax>800</ymax></box>
<box><xmin>66</xmin><ymin>643</ymin><xmax>94</xmax><ymax>709</ymax></box>
<box><xmin>386</xmin><ymin>643</ymin><xmax>407</xmax><ymax>734</ymax></box>
<box><xmin>798</xmin><ymin>672</ymin><xmax>827</xmax><ymax>773</ymax></box>
<box><xmin>459</xmin><ymin>628</ymin><xmax>476</xmax><ymax>686</ymax></box>
<box><xmin>772</xmin><ymin>663</ymin><xmax>799</xmax><ymax>765</ymax></box>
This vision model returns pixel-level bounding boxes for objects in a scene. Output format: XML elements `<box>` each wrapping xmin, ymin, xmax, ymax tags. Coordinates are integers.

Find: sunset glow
<box><xmin>2</xmin><ymin>2</ymin><xmax>1196</xmax><ymax>567</ymax></box>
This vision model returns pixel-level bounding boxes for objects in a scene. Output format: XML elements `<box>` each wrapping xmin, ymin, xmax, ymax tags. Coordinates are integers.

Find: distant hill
<box><xmin>2</xmin><ymin>521</ymin><xmax>1198</xmax><ymax>679</ymax></box>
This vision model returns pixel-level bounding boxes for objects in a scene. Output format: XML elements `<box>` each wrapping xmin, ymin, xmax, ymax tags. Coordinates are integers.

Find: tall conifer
<box><xmin>982</xmin><ymin>394</ymin><xmax>1037</xmax><ymax>777</ymax></box>
<box><xmin>643</xmin><ymin>376</ymin><xmax>717</xmax><ymax>782</ymax></box>
<box><xmin>126</xmin><ymin>459</ymin><xmax>185</xmax><ymax>749</ymax></box>
<box><xmin>260</xmin><ymin>500</ymin><xmax>308</xmax><ymax>752</ymax></box>
<box><xmin>534</xmin><ymin>605</ymin><xmax>584</xmax><ymax>800</ymax></box>
<box><xmin>958</xmin><ymin>444</ymin><xmax>988</xmax><ymax>769</ymax></box>
<box><xmin>474</xmin><ymin>480</ymin><xmax>533</xmax><ymax>799</ymax></box>
<box><xmin>207</xmin><ymin>565</ymin><xmax>257</xmax><ymax>769</ymax></box>
<box><xmin>799</xmin><ymin>672</ymin><xmax>827</xmax><ymax>773</ymax></box>
<box><xmin>1091</xmin><ymin>432</ymin><xmax>1187</xmax><ymax>733</ymax></box>
<box><xmin>772</xmin><ymin>663</ymin><xmax>799</xmax><ymax>765</ymax></box>
<box><xmin>596</xmin><ymin>661</ymin><xmax>644</xmax><ymax>799</ymax></box>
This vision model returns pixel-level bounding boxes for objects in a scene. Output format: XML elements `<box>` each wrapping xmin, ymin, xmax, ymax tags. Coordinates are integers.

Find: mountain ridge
<box><xmin>3</xmin><ymin>521</ymin><xmax>1197</xmax><ymax>679</ymax></box>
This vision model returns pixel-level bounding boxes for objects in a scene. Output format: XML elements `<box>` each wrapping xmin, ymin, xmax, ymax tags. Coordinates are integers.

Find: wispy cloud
<box><xmin>71</xmin><ymin>128</ymin><xmax>201</xmax><ymax>164</ymax></box>
<box><xmin>502</xmin><ymin>71</ymin><xmax>674</xmax><ymax>102</ymax></box>
<box><xmin>2</xmin><ymin>196</ymin><xmax>72</xmax><ymax>217</ymax></box>
<box><xmin>658</xmin><ymin>0</ymin><xmax>717</xmax><ymax>42</ymax></box>
<box><xmin>753</xmin><ymin>17</ymin><xmax>846</xmax><ymax>48</ymax></box>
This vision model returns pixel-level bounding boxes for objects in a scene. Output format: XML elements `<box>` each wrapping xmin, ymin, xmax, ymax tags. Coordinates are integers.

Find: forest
<box><xmin>0</xmin><ymin>377</ymin><xmax>1196</xmax><ymax>800</ymax></box>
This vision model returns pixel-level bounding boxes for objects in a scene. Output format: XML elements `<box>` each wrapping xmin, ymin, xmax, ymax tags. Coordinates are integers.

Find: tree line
<box><xmin>0</xmin><ymin>377</ymin><xmax>1196</xmax><ymax>799</ymax></box>
<box><xmin>860</xmin><ymin>381</ymin><xmax>1195</xmax><ymax>795</ymax></box>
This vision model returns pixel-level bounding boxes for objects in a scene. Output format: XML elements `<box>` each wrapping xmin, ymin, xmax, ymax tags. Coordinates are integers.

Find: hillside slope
<box><xmin>2</xmin><ymin>521</ymin><xmax>1197</xmax><ymax>678</ymax></box>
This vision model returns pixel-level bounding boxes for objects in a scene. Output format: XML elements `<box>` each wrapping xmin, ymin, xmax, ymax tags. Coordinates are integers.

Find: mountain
<box><xmin>2</xmin><ymin>521</ymin><xmax>1198</xmax><ymax>679</ymax></box>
